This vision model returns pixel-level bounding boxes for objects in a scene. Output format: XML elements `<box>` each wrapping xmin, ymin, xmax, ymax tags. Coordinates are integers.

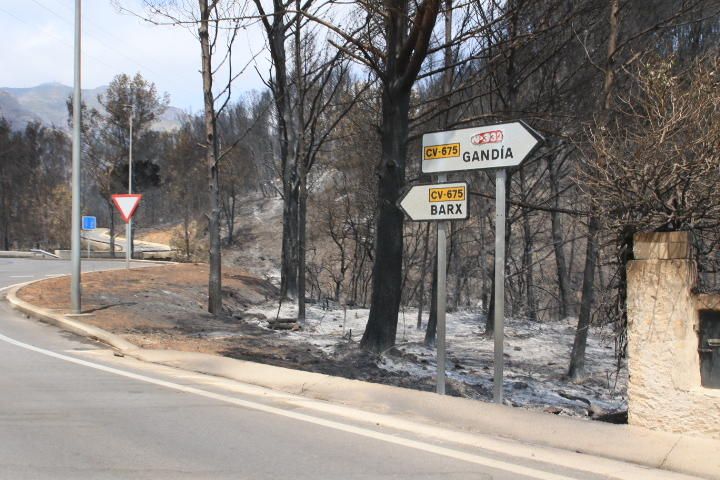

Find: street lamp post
<box><xmin>70</xmin><ymin>0</ymin><xmax>82</xmax><ymax>313</ymax></box>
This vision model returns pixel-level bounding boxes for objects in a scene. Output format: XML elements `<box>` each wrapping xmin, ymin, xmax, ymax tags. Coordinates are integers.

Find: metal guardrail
<box><xmin>80</xmin><ymin>234</ymin><xmax>172</xmax><ymax>253</ymax></box>
<box><xmin>29</xmin><ymin>249</ymin><xmax>60</xmax><ymax>259</ymax></box>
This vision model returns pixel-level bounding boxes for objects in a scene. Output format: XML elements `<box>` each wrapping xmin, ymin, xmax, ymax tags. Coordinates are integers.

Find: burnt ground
<box><xmin>16</xmin><ymin>263</ymin><xmax>627</xmax><ymax>415</ymax></box>
<box><xmin>16</xmin><ymin>264</ymin><xmax>441</xmax><ymax>393</ymax></box>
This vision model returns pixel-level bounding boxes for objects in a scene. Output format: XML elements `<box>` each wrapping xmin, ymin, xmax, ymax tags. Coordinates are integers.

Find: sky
<box><xmin>0</xmin><ymin>0</ymin><xmax>269</xmax><ymax>112</ymax></box>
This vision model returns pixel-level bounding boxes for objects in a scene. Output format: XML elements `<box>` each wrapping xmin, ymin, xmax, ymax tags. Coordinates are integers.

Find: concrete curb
<box><xmin>0</xmin><ymin>251</ymin><xmax>59</xmax><ymax>259</ymax></box>
<box><xmin>5</xmin><ymin>281</ymin><xmax>720</xmax><ymax>479</ymax></box>
<box><xmin>0</xmin><ymin>251</ymin><xmax>175</xmax><ymax>263</ymax></box>
<box><xmin>7</xmin><ymin>287</ymin><xmax>138</xmax><ymax>352</ymax></box>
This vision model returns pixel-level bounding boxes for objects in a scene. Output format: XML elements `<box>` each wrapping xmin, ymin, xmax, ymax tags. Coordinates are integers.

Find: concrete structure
<box><xmin>627</xmin><ymin>231</ymin><xmax>720</xmax><ymax>439</ymax></box>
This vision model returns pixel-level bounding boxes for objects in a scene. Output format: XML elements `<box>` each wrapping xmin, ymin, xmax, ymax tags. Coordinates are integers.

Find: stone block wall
<box><xmin>627</xmin><ymin>231</ymin><xmax>720</xmax><ymax>439</ymax></box>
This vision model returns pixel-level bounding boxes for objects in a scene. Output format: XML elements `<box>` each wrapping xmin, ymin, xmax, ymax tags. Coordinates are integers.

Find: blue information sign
<box><xmin>82</xmin><ymin>216</ymin><xmax>97</xmax><ymax>231</ymax></box>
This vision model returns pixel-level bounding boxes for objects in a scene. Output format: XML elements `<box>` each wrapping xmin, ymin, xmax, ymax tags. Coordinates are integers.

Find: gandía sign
<box><xmin>421</xmin><ymin>121</ymin><xmax>543</xmax><ymax>174</ymax></box>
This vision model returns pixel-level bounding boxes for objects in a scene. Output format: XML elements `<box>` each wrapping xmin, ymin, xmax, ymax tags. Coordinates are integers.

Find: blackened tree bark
<box><xmin>485</xmin><ymin>171</ymin><xmax>512</xmax><ymax>335</ymax></box>
<box><xmin>253</xmin><ymin>0</ymin><xmax>298</xmax><ymax>300</ymax></box>
<box><xmin>294</xmin><ymin>0</ymin><xmax>307</xmax><ymax>320</ymax></box>
<box><xmin>569</xmin><ymin>0</ymin><xmax>619</xmax><ymax>380</ymax></box>
<box><xmin>416</xmin><ymin>222</ymin><xmax>431</xmax><ymax>329</ymax></box>
<box><xmin>363</xmin><ymin>88</ymin><xmax>411</xmax><ymax>351</ymax></box>
<box><xmin>549</xmin><ymin>151</ymin><xmax>571</xmax><ymax>318</ymax></box>
<box><xmin>424</xmin><ymin>250</ymin><xmax>438</xmax><ymax>346</ymax></box>
<box><xmin>569</xmin><ymin>215</ymin><xmax>599</xmax><ymax>380</ymax></box>
<box><xmin>297</xmin><ymin>1</ymin><xmax>439</xmax><ymax>349</ymax></box>
<box><xmin>108</xmin><ymin>201</ymin><xmax>116</xmax><ymax>258</ymax></box>
<box><xmin>198</xmin><ymin>0</ymin><xmax>222</xmax><ymax>314</ymax></box>
<box><xmin>141</xmin><ymin>0</ymin><xmax>247</xmax><ymax>313</ymax></box>
<box><xmin>484</xmin><ymin>0</ymin><xmax>519</xmax><ymax>335</ymax></box>
<box><xmin>359</xmin><ymin>0</ymin><xmax>441</xmax><ymax>352</ymax></box>
<box><xmin>519</xmin><ymin>167</ymin><xmax>537</xmax><ymax>321</ymax></box>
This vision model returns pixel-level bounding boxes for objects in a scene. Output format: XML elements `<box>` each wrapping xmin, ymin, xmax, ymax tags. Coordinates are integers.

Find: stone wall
<box><xmin>627</xmin><ymin>231</ymin><xmax>720</xmax><ymax>439</ymax></box>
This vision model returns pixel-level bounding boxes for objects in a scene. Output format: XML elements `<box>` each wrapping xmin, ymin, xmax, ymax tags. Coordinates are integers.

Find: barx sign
<box><xmin>398</xmin><ymin>182</ymin><xmax>468</xmax><ymax>221</ymax></box>
<box><xmin>421</xmin><ymin>121</ymin><xmax>543</xmax><ymax>173</ymax></box>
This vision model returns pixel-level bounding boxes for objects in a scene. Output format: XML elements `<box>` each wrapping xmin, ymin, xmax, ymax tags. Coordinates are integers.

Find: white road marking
<box><xmin>44</xmin><ymin>274</ymin><xmax>64</xmax><ymax>277</ymax></box>
<box><xmin>9</xmin><ymin>275</ymin><xmax>34</xmax><ymax>278</ymax></box>
<box><xmin>0</xmin><ymin>281</ymin><xmax>33</xmax><ymax>293</ymax></box>
<box><xmin>0</xmin><ymin>332</ymin><xmax>579</xmax><ymax>480</ymax></box>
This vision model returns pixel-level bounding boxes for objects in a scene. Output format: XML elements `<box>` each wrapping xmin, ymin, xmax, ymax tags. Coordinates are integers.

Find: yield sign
<box><xmin>112</xmin><ymin>194</ymin><xmax>142</xmax><ymax>223</ymax></box>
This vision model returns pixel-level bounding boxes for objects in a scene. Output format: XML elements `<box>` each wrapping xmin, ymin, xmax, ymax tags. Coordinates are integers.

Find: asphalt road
<box><xmin>0</xmin><ymin>259</ymin><xmax>701</xmax><ymax>480</ymax></box>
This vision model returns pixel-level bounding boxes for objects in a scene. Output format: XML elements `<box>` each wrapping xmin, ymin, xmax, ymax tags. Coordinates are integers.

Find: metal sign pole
<box><xmin>493</xmin><ymin>168</ymin><xmax>507</xmax><ymax>404</ymax></box>
<box><xmin>436</xmin><ymin>174</ymin><xmax>447</xmax><ymax>395</ymax></box>
<box><xmin>70</xmin><ymin>0</ymin><xmax>82</xmax><ymax>314</ymax></box>
<box><xmin>126</xmin><ymin>107</ymin><xmax>133</xmax><ymax>270</ymax></box>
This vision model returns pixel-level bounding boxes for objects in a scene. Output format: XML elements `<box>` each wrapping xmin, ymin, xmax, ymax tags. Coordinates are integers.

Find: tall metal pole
<box><xmin>126</xmin><ymin>105</ymin><xmax>133</xmax><ymax>269</ymax></box>
<box><xmin>70</xmin><ymin>0</ymin><xmax>82</xmax><ymax>314</ymax></box>
<box><xmin>436</xmin><ymin>174</ymin><xmax>447</xmax><ymax>395</ymax></box>
<box><xmin>493</xmin><ymin>169</ymin><xmax>507</xmax><ymax>403</ymax></box>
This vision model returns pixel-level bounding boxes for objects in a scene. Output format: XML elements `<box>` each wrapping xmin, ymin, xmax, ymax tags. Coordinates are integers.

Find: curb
<box><xmin>7</xmin><ymin>285</ymin><xmax>138</xmax><ymax>352</ymax></box>
<box><xmin>0</xmin><ymin>251</ymin><xmax>59</xmax><ymax>260</ymax></box>
<box><xmin>0</xmin><ymin>252</ymin><xmax>176</xmax><ymax>264</ymax></box>
<box><xmin>5</xmin><ymin>280</ymin><xmax>720</xmax><ymax>479</ymax></box>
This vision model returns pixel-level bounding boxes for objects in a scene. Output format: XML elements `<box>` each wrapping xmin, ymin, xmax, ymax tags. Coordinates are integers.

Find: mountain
<box><xmin>0</xmin><ymin>82</ymin><xmax>184</xmax><ymax>132</ymax></box>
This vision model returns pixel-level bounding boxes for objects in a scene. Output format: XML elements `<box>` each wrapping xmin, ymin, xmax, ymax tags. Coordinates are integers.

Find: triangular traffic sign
<box><xmin>112</xmin><ymin>194</ymin><xmax>142</xmax><ymax>223</ymax></box>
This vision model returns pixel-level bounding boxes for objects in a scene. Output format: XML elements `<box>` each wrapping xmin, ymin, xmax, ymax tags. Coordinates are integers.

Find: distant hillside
<box><xmin>0</xmin><ymin>82</ymin><xmax>184</xmax><ymax>132</ymax></box>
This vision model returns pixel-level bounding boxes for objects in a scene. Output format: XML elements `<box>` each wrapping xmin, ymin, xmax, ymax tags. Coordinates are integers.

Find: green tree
<box><xmin>96</xmin><ymin>73</ymin><xmax>168</xmax><ymax>254</ymax></box>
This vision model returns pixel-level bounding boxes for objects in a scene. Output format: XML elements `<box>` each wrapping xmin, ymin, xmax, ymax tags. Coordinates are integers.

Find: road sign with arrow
<box><xmin>111</xmin><ymin>194</ymin><xmax>142</xmax><ymax>223</ymax></box>
<box><xmin>420</xmin><ymin>120</ymin><xmax>544</xmax><ymax>403</ymax></box>
<box><xmin>399</xmin><ymin>182</ymin><xmax>468</xmax><ymax>222</ymax></box>
<box><xmin>422</xmin><ymin>121</ymin><xmax>543</xmax><ymax>173</ymax></box>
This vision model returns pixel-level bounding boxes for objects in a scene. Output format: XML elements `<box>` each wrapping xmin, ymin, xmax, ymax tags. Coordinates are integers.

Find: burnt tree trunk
<box><xmin>108</xmin><ymin>201</ymin><xmax>116</xmax><ymax>258</ymax></box>
<box><xmin>424</xmin><ymin>249</ymin><xmax>438</xmax><ymax>346</ymax></box>
<box><xmin>416</xmin><ymin>222</ymin><xmax>432</xmax><ymax>329</ymax></box>
<box><xmin>568</xmin><ymin>216</ymin><xmax>599</xmax><ymax>380</ymax></box>
<box><xmin>485</xmin><ymin>171</ymin><xmax>512</xmax><ymax>335</ymax></box>
<box><xmin>549</xmin><ymin>153</ymin><xmax>571</xmax><ymax>318</ymax></box>
<box><xmin>281</xmin><ymin>174</ymin><xmax>299</xmax><ymax>299</ymax></box>
<box><xmin>450</xmin><ymin>222</ymin><xmax>463</xmax><ymax>310</ymax></box>
<box><xmin>520</xmin><ymin>167</ymin><xmax>536</xmax><ymax>321</ymax></box>
<box><xmin>484</xmin><ymin>0</ymin><xmax>519</xmax><ymax>334</ymax></box>
<box><xmin>295</xmin><ymin>0</ymin><xmax>307</xmax><ymax>320</ymax></box>
<box><xmin>198</xmin><ymin>0</ymin><xmax>222</xmax><ymax>315</ymax></box>
<box><xmin>360</xmin><ymin>89</ymin><xmax>410</xmax><ymax>352</ymax></box>
<box><xmin>569</xmin><ymin>0</ymin><xmax>619</xmax><ymax>380</ymax></box>
<box><xmin>358</xmin><ymin>0</ymin><xmax>440</xmax><ymax>352</ymax></box>
<box><xmin>297</xmin><ymin>185</ymin><xmax>307</xmax><ymax>318</ymax></box>
<box><xmin>183</xmin><ymin>207</ymin><xmax>191</xmax><ymax>260</ymax></box>
<box><xmin>253</xmin><ymin>0</ymin><xmax>297</xmax><ymax>300</ymax></box>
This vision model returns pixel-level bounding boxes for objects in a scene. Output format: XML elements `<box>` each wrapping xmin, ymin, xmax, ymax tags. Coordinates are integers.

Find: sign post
<box><xmin>111</xmin><ymin>194</ymin><xmax>142</xmax><ymax>269</ymax></box>
<box><xmin>493</xmin><ymin>170</ymin><xmax>506</xmax><ymax>403</ymax></box>
<box><xmin>398</xmin><ymin>179</ymin><xmax>468</xmax><ymax>394</ymax></box>
<box><xmin>70</xmin><ymin>0</ymin><xmax>82</xmax><ymax>314</ymax></box>
<box><xmin>421</xmin><ymin>121</ymin><xmax>543</xmax><ymax>403</ymax></box>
